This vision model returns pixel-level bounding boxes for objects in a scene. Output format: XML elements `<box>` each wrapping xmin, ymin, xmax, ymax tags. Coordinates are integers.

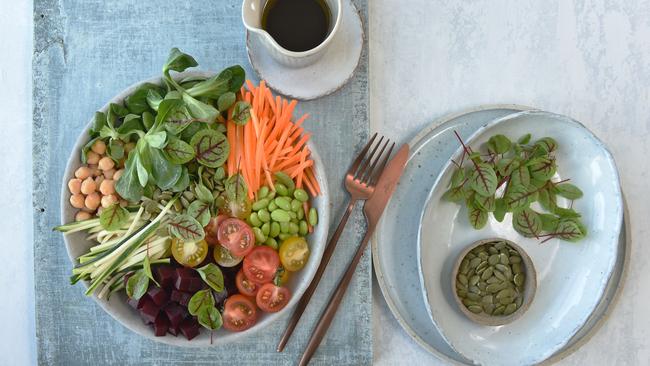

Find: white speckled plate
<box><xmin>246</xmin><ymin>0</ymin><xmax>363</xmax><ymax>100</ymax></box>
<box><xmin>418</xmin><ymin>110</ymin><xmax>623</xmax><ymax>365</ymax></box>
<box><xmin>372</xmin><ymin>105</ymin><xmax>629</xmax><ymax>365</ymax></box>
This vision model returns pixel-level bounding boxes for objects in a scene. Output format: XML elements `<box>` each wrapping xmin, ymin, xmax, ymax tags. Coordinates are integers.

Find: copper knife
<box><xmin>298</xmin><ymin>143</ymin><xmax>410</xmax><ymax>366</ymax></box>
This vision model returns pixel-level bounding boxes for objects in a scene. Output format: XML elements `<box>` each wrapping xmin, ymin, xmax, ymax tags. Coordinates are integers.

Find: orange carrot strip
<box><xmin>305</xmin><ymin>167</ymin><xmax>320</xmax><ymax>195</ymax></box>
<box><xmin>288</xmin><ymin>160</ymin><xmax>314</xmax><ymax>178</ymax></box>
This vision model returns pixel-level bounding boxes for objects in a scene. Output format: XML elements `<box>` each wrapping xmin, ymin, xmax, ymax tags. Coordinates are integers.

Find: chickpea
<box><xmin>74</xmin><ymin>166</ymin><xmax>92</xmax><ymax>180</ymax></box>
<box><xmin>99</xmin><ymin>179</ymin><xmax>115</xmax><ymax>195</ymax></box>
<box><xmin>124</xmin><ymin>142</ymin><xmax>136</xmax><ymax>154</ymax></box>
<box><xmin>68</xmin><ymin>178</ymin><xmax>82</xmax><ymax>194</ymax></box>
<box><xmin>98</xmin><ymin>156</ymin><xmax>115</xmax><ymax>171</ymax></box>
<box><xmin>91</xmin><ymin>140</ymin><xmax>106</xmax><ymax>155</ymax></box>
<box><xmin>70</xmin><ymin>194</ymin><xmax>86</xmax><ymax>208</ymax></box>
<box><xmin>75</xmin><ymin>211</ymin><xmax>92</xmax><ymax>221</ymax></box>
<box><xmin>94</xmin><ymin>175</ymin><xmax>104</xmax><ymax>187</ymax></box>
<box><xmin>80</xmin><ymin>177</ymin><xmax>97</xmax><ymax>195</ymax></box>
<box><xmin>101</xmin><ymin>194</ymin><xmax>119</xmax><ymax>208</ymax></box>
<box><xmin>85</xmin><ymin>192</ymin><xmax>101</xmax><ymax>210</ymax></box>
<box><xmin>86</xmin><ymin>151</ymin><xmax>100</xmax><ymax>165</ymax></box>
<box><xmin>87</xmin><ymin>164</ymin><xmax>100</xmax><ymax>177</ymax></box>
<box><xmin>103</xmin><ymin>168</ymin><xmax>115</xmax><ymax>180</ymax></box>
<box><xmin>113</xmin><ymin>169</ymin><xmax>124</xmax><ymax>181</ymax></box>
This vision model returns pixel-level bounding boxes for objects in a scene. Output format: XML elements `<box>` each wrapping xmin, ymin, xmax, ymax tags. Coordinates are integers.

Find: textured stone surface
<box><xmin>32</xmin><ymin>0</ymin><xmax>369</xmax><ymax>364</ymax></box>
<box><xmin>370</xmin><ymin>1</ymin><xmax>650</xmax><ymax>365</ymax></box>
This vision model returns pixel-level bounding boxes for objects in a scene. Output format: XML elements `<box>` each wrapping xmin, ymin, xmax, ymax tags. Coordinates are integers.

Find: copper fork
<box><xmin>277</xmin><ymin>133</ymin><xmax>392</xmax><ymax>352</ymax></box>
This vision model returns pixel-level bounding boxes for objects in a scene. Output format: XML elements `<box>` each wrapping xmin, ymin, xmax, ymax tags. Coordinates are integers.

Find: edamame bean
<box><xmin>261</xmin><ymin>222</ymin><xmax>270</xmax><ymax>236</ymax></box>
<box><xmin>257</xmin><ymin>209</ymin><xmax>271</xmax><ymax>223</ymax></box>
<box><xmin>291</xmin><ymin>199</ymin><xmax>302</xmax><ymax>212</ymax></box>
<box><xmin>271</xmin><ymin>209</ymin><xmax>291</xmax><ymax>222</ymax></box>
<box><xmin>280</xmin><ymin>222</ymin><xmax>289</xmax><ymax>233</ymax></box>
<box><xmin>275</xmin><ymin>183</ymin><xmax>288</xmax><ymax>196</ymax></box>
<box><xmin>258</xmin><ymin>186</ymin><xmax>269</xmax><ymax>199</ymax></box>
<box><xmin>273</xmin><ymin>171</ymin><xmax>295</xmax><ymax>190</ymax></box>
<box><xmin>289</xmin><ymin>222</ymin><xmax>299</xmax><ymax>234</ymax></box>
<box><xmin>299</xmin><ymin>221</ymin><xmax>308</xmax><ymax>236</ymax></box>
<box><xmin>278</xmin><ymin>233</ymin><xmax>291</xmax><ymax>241</ymax></box>
<box><xmin>308</xmin><ymin>208</ymin><xmax>318</xmax><ymax>226</ymax></box>
<box><xmin>248</xmin><ymin>212</ymin><xmax>262</xmax><ymax>227</ymax></box>
<box><xmin>253</xmin><ymin>227</ymin><xmax>266</xmax><ymax>243</ymax></box>
<box><xmin>265</xmin><ymin>237</ymin><xmax>278</xmax><ymax>250</ymax></box>
<box><xmin>270</xmin><ymin>222</ymin><xmax>280</xmax><ymax>237</ymax></box>
<box><xmin>252</xmin><ymin>198</ymin><xmax>269</xmax><ymax>211</ymax></box>
<box><xmin>297</xmin><ymin>208</ymin><xmax>304</xmax><ymax>220</ymax></box>
<box><xmin>274</xmin><ymin>197</ymin><xmax>291</xmax><ymax>211</ymax></box>
<box><xmin>288</xmin><ymin>211</ymin><xmax>297</xmax><ymax>220</ymax></box>
<box><xmin>294</xmin><ymin>188</ymin><xmax>309</xmax><ymax>202</ymax></box>
<box><xmin>268</xmin><ymin>201</ymin><xmax>278</xmax><ymax>211</ymax></box>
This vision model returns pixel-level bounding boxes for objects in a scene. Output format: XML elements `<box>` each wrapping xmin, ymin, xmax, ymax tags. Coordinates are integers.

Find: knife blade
<box><xmin>298</xmin><ymin>143</ymin><xmax>410</xmax><ymax>366</ymax></box>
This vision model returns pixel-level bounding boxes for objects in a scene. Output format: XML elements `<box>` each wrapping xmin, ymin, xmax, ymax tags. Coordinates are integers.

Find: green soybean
<box><xmin>248</xmin><ymin>212</ymin><xmax>262</xmax><ymax>227</ymax></box>
<box><xmin>271</xmin><ymin>209</ymin><xmax>291</xmax><ymax>222</ymax></box>
<box><xmin>299</xmin><ymin>221</ymin><xmax>308</xmax><ymax>236</ymax></box>
<box><xmin>268</xmin><ymin>201</ymin><xmax>278</xmax><ymax>211</ymax></box>
<box><xmin>291</xmin><ymin>199</ymin><xmax>302</xmax><ymax>212</ymax></box>
<box><xmin>257</xmin><ymin>209</ymin><xmax>271</xmax><ymax>223</ymax></box>
<box><xmin>258</xmin><ymin>186</ymin><xmax>269</xmax><ymax>199</ymax></box>
<box><xmin>294</xmin><ymin>188</ymin><xmax>309</xmax><ymax>202</ymax></box>
<box><xmin>253</xmin><ymin>227</ymin><xmax>266</xmax><ymax>243</ymax></box>
<box><xmin>275</xmin><ymin>183</ymin><xmax>288</xmax><ymax>196</ymax></box>
<box><xmin>289</xmin><ymin>222</ymin><xmax>299</xmax><ymax>234</ymax></box>
<box><xmin>265</xmin><ymin>237</ymin><xmax>278</xmax><ymax>250</ymax></box>
<box><xmin>275</xmin><ymin>197</ymin><xmax>291</xmax><ymax>211</ymax></box>
<box><xmin>308</xmin><ymin>208</ymin><xmax>318</xmax><ymax>226</ymax></box>
<box><xmin>273</xmin><ymin>171</ymin><xmax>295</xmax><ymax>191</ymax></box>
<box><xmin>261</xmin><ymin>222</ymin><xmax>270</xmax><ymax>236</ymax></box>
<box><xmin>252</xmin><ymin>198</ymin><xmax>270</xmax><ymax>211</ymax></box>
<box><xmin>297</xmin><ymin>207</ymin><xmax>304</xmax><ymax>220</ymax></box>
<box><xmin>270</xmin><ymin>222</ymin><xmax>281</xmax><ymax>238</ymax></box>
<box><xmin>280</xmin><ymin>221</ymin><xmax>289</xmax><ymax>233</ymax></box>
<box><xmin>278</xmin><ymin>233</ymin><xmax>291</xmax><ymax>241</ymax></box>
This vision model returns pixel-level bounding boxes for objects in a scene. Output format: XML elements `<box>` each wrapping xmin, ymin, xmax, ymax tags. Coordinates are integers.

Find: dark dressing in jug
<box><xmin>261</xmin><ymin>0</ymin><xmax>331</xmax><ymax>52</ymax></box>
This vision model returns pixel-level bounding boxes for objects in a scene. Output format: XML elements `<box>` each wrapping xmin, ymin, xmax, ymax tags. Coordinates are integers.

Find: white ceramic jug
<box><xmin>242</xmin><ymin>0</ymin><xmax>342</xmax><ymax>68</ymax></box>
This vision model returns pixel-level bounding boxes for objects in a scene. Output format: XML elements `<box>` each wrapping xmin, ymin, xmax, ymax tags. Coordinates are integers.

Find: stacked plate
<box><xmin>373</xmin><ymin>106</ymin><xmax>629</xmax><ymax>365</ymax></box>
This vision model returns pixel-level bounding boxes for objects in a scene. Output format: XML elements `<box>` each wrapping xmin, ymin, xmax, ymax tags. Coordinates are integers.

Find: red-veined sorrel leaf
<box><xmin>168</xmin><ymin>214</ymin><xmax>205</xmax><ymax>241</ymax></box>
<box><xmin>469</xmin><ymin>162</ymin><xmax>497</xmax><ymax>197</ymax></box>
<box><xmin>163</xmin><ymin>136</ymin><xmax>195</xmax><ymax>164</ymax></box>
<box><xmin>99</xmin><ymin>203</ymin><xmax>129</xmax><ymax>231</ymax></box>
<box><xmin>468</xmin><ymin>204</ymin><xmax>488</xmax><ymax>229</ymax></box>
<box><xmin>512</xmin><ymin>208</ymin><xmax>542</xmax><ymax>238</ymax></box>
<box><xmin>528</xmin><ymin>157</ymin><xmax>556</xmax><ymax>181</ymax></box>
<box><xmin>191</xmin><ymin>129</ymin><xmax>229</xmax><ymax>168</ymax></box>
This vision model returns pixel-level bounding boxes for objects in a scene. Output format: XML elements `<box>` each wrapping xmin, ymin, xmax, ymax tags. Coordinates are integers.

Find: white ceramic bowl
<box><xmin>418</xmin><ymin>110</ymin><xmax>622</xmax><ymax>365</ymax></box>
<box><xmin>59</xmin><ymin>72</ymin><xmax>330</xmax><ymax>346</ymax></box>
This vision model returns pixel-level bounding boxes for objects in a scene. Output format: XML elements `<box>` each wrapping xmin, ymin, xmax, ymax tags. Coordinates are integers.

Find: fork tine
<box><xmin>355</xmin><ymin>136</ymin><xmax>384</xmax><ymax>179</ymax></box>
<box><xmin>360</xmin><ymin>138</ymin><xmax>391</xmax><ymax>184</ymax></box>
<box><xmin>347</xmin><ymin>133</ymin><xmax>377</xmax><ymax>176</ymax></box>
<box><xmin>369</xmin><ymin>142</ymin><xmax>395</xmax><ymax>186</ymax></box>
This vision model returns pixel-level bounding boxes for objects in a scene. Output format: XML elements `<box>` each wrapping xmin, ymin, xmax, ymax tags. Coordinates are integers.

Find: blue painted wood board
<box><xmin>32</xmin><ymin>0</ymin><xmax>370</xmax><ymax>364</ymax></box>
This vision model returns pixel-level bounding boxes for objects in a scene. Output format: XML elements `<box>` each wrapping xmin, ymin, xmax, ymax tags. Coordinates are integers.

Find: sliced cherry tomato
<box><xmin>222</xmin><ymin>294</ymin><xmax>258</xmax><ymax>331</ymax></box>
<box><xmin>236</xmin><ymin>269</ymin><xmax>259</xmax><ymax>297</ymax></box>
<box><xmin>204</xmin><ymin>215</ymin><xmax>228</xmax><ymax>246</ymax></box>
<box><xmin>223</xmin><ymin>196</ymin><xmax>252</xmax><ymax>220</ymax></box>
<box><xmin>171</xmin><ymin>238</ymin><xmax>208</xmax><ymax>268</ymax></box>
<box><xmin>256</xmin><ymin>283</ymin><xmax>291</xmax><ymax>313</ymax></box>
<box><xmin>243</xmin><ymin>246</ymin><xmax>280</xmax><ymax>284</ymax></box>
<box><xmin>275</xmin><ymin>267</ymin><xmax>291</xmax><ymax>286</ymax></box>
<box><xmin>213</xmin><ymin>244</ymin><xmax>243</xmax><ymax>267</ymax></box>
<box><xmin>217</xmin><ymin>218</ymin><xmax>255</xmax><ymax>257</ymax></box>
<box><xmin>279</xmin><ymin>236</ymin><xmax>310</xmax><ymax>271</ymax></box>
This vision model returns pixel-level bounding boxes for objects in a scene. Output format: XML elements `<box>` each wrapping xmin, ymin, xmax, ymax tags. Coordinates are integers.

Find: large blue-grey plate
<box><xmin>372</xmin><ymin>105</ymin><xmax>629</xmax><ymax>365</ymax></box>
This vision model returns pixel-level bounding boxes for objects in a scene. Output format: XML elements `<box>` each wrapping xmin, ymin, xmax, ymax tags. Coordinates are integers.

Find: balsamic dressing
<box><xmin>262</xmin><ymin>0</ymin><xmax>331</xmax><ymax>52</ymax></box>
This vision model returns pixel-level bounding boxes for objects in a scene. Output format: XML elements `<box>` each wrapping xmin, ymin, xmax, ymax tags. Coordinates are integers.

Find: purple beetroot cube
<box><xmin>147</xmin><ymin>287</ymin><xmax>170</xmax><ymax>307</ymax></box>
<box><xmin>139</xmin><ymin>300</ymin><xmax>160</xmax><ymax>325</ymax></box>
<box><xmin>171</xmin><ymin>289</ymin><xmax>192</xmax><ymax>307</ymax></box>
<box><xmin>155</xmin><ymin>265</ymin><xmax>176</xmax><ymax>289</ymax></box>
<box><xmin>174</xmin><ymin>268</ymin><xmax>203</xmax><ymax>292</ymax></box>
<box><xmin>153</xmin><ymin>313</ymin><xmax>170</xmax><ymax>337</ymax></box>
<box><xmin>128</xmin><ymin>294</ymin><xmax>151</xmax><ymax>310</ymax></box>
<box><xmin>168</xmin><ymin>323</ymin><xmax>180</xmax><ymax>336</ymax></box>
<box><xmin>164</xmin><ymin>303</ymin><xmax>187</xmax><ymax>328</ymax></box>
<box><xmin>180</xmin><ymin>317</ymin><xmax>200</xmax><ymax>341</ymax></box>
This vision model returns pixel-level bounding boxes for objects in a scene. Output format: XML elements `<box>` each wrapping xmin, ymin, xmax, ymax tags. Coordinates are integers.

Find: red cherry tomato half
<box><xmin>217</xmin><ymin>218</ymin><xmax>255</xmax><ymax>257</ymax></box>
<box><xmin>256</xmin><ymin>283</ymin><xmax>291</xmax><ymax>313</ymax></box>
<box><xmin>222</xmin><ymin>294</ymin><xmax>258</xmax><ymax>332</ymax></box>
<box><xmin>243</xmin><ymin>246</ymin><xmax>280</xmax><ymax>284</ymax></box>
<box><xmin>205</xmin><ymin>215</ymin><xmax>228</xmax><ymax>246</ymax></box>
<box><xmin>235</xmin><ymin>269</ymin><xmax>259</xmax><ymax>297</ymax></box>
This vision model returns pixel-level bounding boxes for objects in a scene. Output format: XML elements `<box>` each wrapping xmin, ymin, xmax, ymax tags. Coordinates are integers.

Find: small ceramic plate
<box><xmin>418</xmin><ymin>110</ymin><xmax>623</xmax><ymax>365</ymax></box>
<box><xmin>246</xmin><ymin>0</ymin><xmax>363</xmax><ymax>100</ymax></box>
<box><xmin>60</xmin><ymin>72</ymin><xmax>331</xmax><ymax>346</ymax></box>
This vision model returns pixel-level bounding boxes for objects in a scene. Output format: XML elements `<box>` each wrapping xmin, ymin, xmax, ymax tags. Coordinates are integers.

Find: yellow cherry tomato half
<box><xmin>171</xmin><ymin>238</ymin><xmax>208</xmax><ymax>267</ymax></box>
<box><xmin>278</xmin><ymin>236</ymin><xmax>310</xmax><ymax>272</ymax></box>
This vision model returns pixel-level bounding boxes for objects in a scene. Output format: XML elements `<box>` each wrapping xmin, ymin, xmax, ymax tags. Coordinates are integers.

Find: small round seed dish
<box><xmin>451</xmin><ymin>238</ymin><xmax>536</xmax><ymax>326</ymax></box>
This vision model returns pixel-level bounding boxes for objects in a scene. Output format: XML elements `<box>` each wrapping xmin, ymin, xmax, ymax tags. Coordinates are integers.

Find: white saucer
<box><xmin>246</xmin><ymin>0</ymin><xmax>363</xmax><ymax>100</ymax></box>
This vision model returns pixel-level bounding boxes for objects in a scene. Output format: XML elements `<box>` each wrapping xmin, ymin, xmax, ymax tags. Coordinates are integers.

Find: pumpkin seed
<box><xmin>483</xmin><ymin>303</ymin><xmax>495</xmax><ymax>314</ymax></box>
<box><xmin>458</xmin><ymin>274</ymin><xmax>468</xmax><ymax>286</ymax></box>
<box><xmin>488</xmin><ymin>254</ymin><xmax>500</xmax><ymax>265</ymax></box>
<box><xmin>498</xmin><ymin>296</ymin><xmax>513</xmax><ymax>305</ymax></box>
<box><xmin>499</xmin><ymin>253</ymin><xmax>509</xmax><ymax>265</ymax></box>
<box><xmin>481</xmin><ymin>295</ymin><xmax>493</xmax><ymax>304</ymax></box>
<box><xmin>515</xmin><ymin>296</ymin><xmax>523</xmax><ymax>308</ymax></box>
<box><xmin>466</xmin><ymin>293</ymin><xmax>481</xmax><ymax>301</ymax></box>
<box><xmin>485</xmin><ymin>283</ymin><xmax>501</xmax><ymax>293</ymax></box>
<box><xmin>512</xmin><ymin>263</ymin><xmax>523</xmax><ymax>274</ymax></box>
<box><xmin>494</xmin><ymin>270</ymin><xmax>506</xmax><ymax>281</ymax></box>
<box><xmin>496</xmin><ymin>288</ymin><xmax>514</xmax><ymax>299</ymax></box>
<box><xmin>493</xmin><ymin>306</ymin><xmax>505</xmax><ymax>315</ymax></box>
<box><xmin>462</xmin><ymin>298</ymin><xmax>479</xmax><ymax>307</ymax></box>
<box><xmin>476</xmin><ymin>266</ymin><xmax>487</xmax><ymax>275</ymax></box>
<box><xmin>509</xmin><ymin>255</ymin><xmax>521</xmax><ymax>264</ymax></box>
<box><xmin>478</xmin><ymin>251</ymin><xmax>488</xmax><ymax>260</ymax></box>
<box><xmin>460</xmin><ymin>259</ymin><xmax>469</xmax><ymax>274</ymax></box>
<box><xmin>478</xmin><ymin>282</ymin><xmax>487</xmax><ymax>291</ymax></box>
<box><xmin>456</xmin><ymin>280</ymin><xmax>467</xmax><ymax>291</ymax></box>
<box><xmin>504</xmin><ymin>303</ymin><xmax>518</xmax><ymax>315</ymax></box>
<box><xmin>469</xmin><ymin>275</ymin><xmax>480</xmax><ymax>286</ymax></box>
<box><xmin>469</xmin><ymin>257</ymin><xmax>481</xmax><ymax>268</ymax></box>
<box><xmin>457</xmin><ymin>289</ymin><xmax>468</xmax><ymax>298</ymax></box>
<box><xmin>481</xmin><ymin>267</ymin><xmax>493</xmax><ymax>280</ymax></box>
<box><xmin>486</xmin><ymin>276</ymin><xmax>501</xmax><ymax>284</ymax></box>
<box><xmin>494</xmin><ymin>241</ymin><xmax>506</xmax><ymax>250</ymax></box>
<box><xmin>488</xmin><ymin>246</ymin><xmax>498</xmax><ymax>254</ymax></box>
<box><xmin>476</xmin><ymin>261</ymin><xmax>488</xmax><ymax>271</ymax></box>
<box><xmin>514</xmin><ymin>273</ymin><xmax>525</xmax><ymax>286</ymax></box>
<box><xmin>467</xmin><ymin>305</ymin><xmax>482</xmax><ymax>314</ymax></box>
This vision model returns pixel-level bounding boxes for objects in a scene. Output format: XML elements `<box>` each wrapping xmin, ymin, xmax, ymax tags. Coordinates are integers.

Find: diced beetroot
<box><xmin>139</xmin><ymin>300</ymin><xmax>160</xmax><ymax>325</ymax></box>
<box><xmin>156</xmin><ymin>265</ymin><xmax>176</xmax><ymax>289</ymax></box>
<box><xmin>153</xmin><ymin>313</ymin><xmax>170</xmax><ymax>337</ymax></box>
<box><xmin>171</xmin><ymin>289</ymin><xmax>192</xmax><ymax>307</ymax></box>
<box><xmin>164</xmin><ymin>303</ymin><xmax>187</xmax><ymax>328</ymax></box>
<box><xmin>180</xmin><ymin>317</ymin><xmax>200</xmax><ymax>340</ymax></box>
<box><xmin>213</xmin><ymin>288</ymin><xmax>228</xmax><ymax>306</ymax></box>
<box><xmin>168</xmin><ymin>323</ymin><xmax>181</xmax><ymax>336</ymax></box>
<box><xmin>174</xmin><ymin>268</ymin><xmax>203</xmax><ymax>292</ymax></box>
<box><xmin>128</xmin><ymin>295</ymin><xmax>151</xmax><ymax>310</ymax></box>
<box><xmin>147</xmin><ymin>287</ymin><xmax>170</xmax><ymax>307</ymax></box>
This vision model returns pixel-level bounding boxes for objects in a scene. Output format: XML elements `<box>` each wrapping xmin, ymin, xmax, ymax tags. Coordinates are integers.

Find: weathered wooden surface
<box><xmin>33</xmin><ymin>0</ymin><xmax>369</xmax><ymax>364</ymax></box>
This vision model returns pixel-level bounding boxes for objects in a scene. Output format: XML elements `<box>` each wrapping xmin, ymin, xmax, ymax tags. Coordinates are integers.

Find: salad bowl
<box><xmin>60</xmin><ymin>71</ymin><xmax>330</xmax><ymax>346</ymax></box>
